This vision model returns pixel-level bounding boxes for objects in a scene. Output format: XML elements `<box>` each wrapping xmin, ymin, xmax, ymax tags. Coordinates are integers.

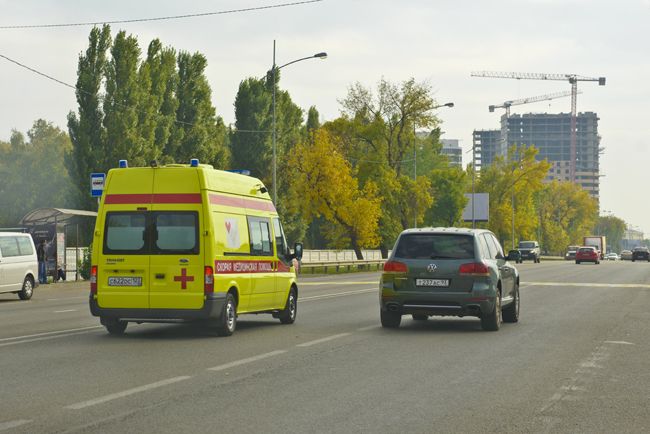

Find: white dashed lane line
<box><xmin>65</xmin><ymin>376</ymin><xmax>192</xmax><ymax>410</ymax></box>
<box><xmin>207</xmin><ymin>350</ymin><xmax>287</xmax><ymax>371</ymax></box>
<box><xmin>297</xmin><ymin>333</ymin><xmax>351</xmax><ymax>347</ymax></box>
<box><xmin>0</xmin><ymin>420</ymin><xmax>32</xmax><ymax>431</ymax></box>
<box><xmin>54</xmin><ymin>309</ymin><xmax>77</xmax><ymax>313</ymax></box>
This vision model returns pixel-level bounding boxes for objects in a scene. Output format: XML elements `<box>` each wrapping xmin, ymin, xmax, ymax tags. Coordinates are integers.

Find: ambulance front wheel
<box><xmin>103</xmin><ymin>318</ymin><xmax>127</xmax><ymax>335</ymax></box>
<box><xmin>278</xmin><ymin>287</ymin><xmax>297</xmax><ymax>324</ymax></box>
<box><xmin>216</xmin><ymin>293</ymin><xmax>237</xmax><ymax>337</ymax></box>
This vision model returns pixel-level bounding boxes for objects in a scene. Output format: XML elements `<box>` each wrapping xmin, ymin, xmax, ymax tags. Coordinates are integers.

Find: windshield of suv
<box><xmin>518</xmin><ymin>242</ymin><xmax>536</xmax><ymax>249</ymax></box>
<box><xmin>394</xmin><ymin>234</ymin><xmax>475</xmax><ymax>260</ymax></box>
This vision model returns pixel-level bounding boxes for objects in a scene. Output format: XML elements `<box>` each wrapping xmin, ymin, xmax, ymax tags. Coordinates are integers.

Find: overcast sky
<box><xmin>1</xmin><ymin>0</ymin><xmax>648</xmax><ymax>235</ymax></box>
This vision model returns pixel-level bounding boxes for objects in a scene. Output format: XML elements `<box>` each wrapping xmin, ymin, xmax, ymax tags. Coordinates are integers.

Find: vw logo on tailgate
<box><xmin>426</xmin><ymin>263</ymin><xmax>437</xmax><ymax>273</ymax></box>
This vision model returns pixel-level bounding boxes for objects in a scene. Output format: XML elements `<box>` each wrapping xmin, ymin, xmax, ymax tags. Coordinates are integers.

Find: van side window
<box><xmin>272</xmin><ymin>218</ymin><xmax>288</xmax><ymax>257</ymax></box>
<box><xmin>248</xmin><ymin>217</ymin><xmax>273</xmax><ymax>256</ymax></box>
<box><xmin>0</xmin><ymin>236</ymin><xmax>19</xmax><ymax>257</ymax></box>
<box><xmin>17</xmin><ymin>237</ymin><xmax>34</xmax><ymax>256</ymax></box>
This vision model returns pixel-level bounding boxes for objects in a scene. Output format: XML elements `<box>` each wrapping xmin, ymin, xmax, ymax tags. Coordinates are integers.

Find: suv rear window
<box><xmin>579</xmin><ymin>247</ymin><xmax>595</xmax><ymax>253</ymax></box>
<box><xmin>394</xmin><ymin>234</ymin><xmax>475</xmax><ymax>260</ymax></box>
<box><xmin>104</xmin><ymin>211</ymin><xmax>198</xmax><ymax>255</ymax></box>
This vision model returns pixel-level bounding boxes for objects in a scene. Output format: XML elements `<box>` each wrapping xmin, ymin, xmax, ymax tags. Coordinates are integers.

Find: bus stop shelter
<box><xmin>19</xmin><ymin>208</ymin><xmax>97</xmax><ymax>281</ymax></box>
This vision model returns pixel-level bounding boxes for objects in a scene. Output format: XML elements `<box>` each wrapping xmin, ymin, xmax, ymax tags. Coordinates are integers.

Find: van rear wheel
<box><xmin>216</xmin><ymin>293</ymin><xmax>237</xmax><ymax>337</ymax></box>
<box><xmin>104</xmin><ymin>318</ymin><xmax>127</xmax><ymax>335</ymax></box>
<box><xmin>278</xmin><ymin>288</ymin><xmax>297</xmax><ymax>324</ymax></box>
<box><xmin>18</xmin><ymin>277</ymin><xmax>34</xmax><ymax>300</ymax></box>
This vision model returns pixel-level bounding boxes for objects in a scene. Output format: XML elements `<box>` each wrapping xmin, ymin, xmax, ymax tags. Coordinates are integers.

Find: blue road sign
<box><xmin>90</xmin><ymin>173</ymin><xmax>106</xmax><ymax>197</ymax></box>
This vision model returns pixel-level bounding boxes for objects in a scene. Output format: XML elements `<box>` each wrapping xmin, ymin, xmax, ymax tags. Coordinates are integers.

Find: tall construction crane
<box><xmin>471</xmin><ymin>71</ymin><xmax>605</xmax><ymax>182</ymax></box>
<box><xmin>488</xmin><ymin>90</ymin><xmax>575</xmax><ymax>117</ymax></box>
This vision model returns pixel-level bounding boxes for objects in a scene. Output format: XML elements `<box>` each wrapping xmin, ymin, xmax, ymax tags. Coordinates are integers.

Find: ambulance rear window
<box><xmin>103</xmin><ymin>211</ymin><xmax>198</xmax><ymax>255</ymax></box>
<box><xmin>154</xmin><ymin>212</ymin><xmax>198</xmax><ymax>254</ymax></box>
<box><xmin>105</xmin><ymin>213</ymin><xmax>146</xmax><ymax>253</ymax></box>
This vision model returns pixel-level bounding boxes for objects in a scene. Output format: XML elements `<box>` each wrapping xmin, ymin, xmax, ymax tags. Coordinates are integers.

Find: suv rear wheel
<box><xmin>502</xmin><ymin>284</ymin><xmax>519</xmax><ymax>323</ymax></box>
<box><xmin>481</xmin><ymin>292</ymin><xmax>501</xmax><ymax>331</ymax></box>
<box><xmin>380</xmin><ymin>309</ymin><xmax>401</xmax><ymax>328</ymax></box>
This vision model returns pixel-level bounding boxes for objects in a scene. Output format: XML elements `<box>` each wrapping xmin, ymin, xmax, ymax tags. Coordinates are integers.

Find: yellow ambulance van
<box><xmin>89</xmin><ymin>159</ymin><xmax>303</xmax><ymax>337</ymax></box>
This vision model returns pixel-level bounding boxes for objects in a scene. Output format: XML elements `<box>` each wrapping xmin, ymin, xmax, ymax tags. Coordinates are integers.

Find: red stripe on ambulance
<box><xmin>105</xmin><ymin>193</ymin><xmax>202</xmax><ymax>204</ymax></box>
<box><xmin>209</xmin><ymin>193</ymin><xmax>276</xmax><ymax>212</ymax></box>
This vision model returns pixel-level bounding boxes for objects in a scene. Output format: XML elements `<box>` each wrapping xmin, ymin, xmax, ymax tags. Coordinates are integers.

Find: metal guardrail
<box><xmin>299</xmin><ymin>259</ymin><xmax>385</xmax><ymax>274</ymax></box>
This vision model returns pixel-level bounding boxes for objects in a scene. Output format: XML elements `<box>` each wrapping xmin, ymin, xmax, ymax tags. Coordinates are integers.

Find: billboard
<box><xmin>462</xmin><ymin>193</ymin><xmax>489</xmax><ymax>222</ymax></box>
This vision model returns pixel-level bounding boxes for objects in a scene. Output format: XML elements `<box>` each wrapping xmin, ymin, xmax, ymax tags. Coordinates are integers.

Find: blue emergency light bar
<box><xmin>190</xmin><ymin>158</ymin><xmax>199</xmax><ymax>167</ymax></box>
<box><xmin>119</xmin><ymin>160</ymin><xmax>128</xmax><ymax>168</ymax></box>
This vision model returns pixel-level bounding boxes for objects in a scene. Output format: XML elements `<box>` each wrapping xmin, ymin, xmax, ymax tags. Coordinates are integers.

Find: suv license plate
<box><xmin>416</xmin><ymin>279</ymin><xmax>449</xmax><ymax>287</ymax></box>
<box><xmin>108</xmin><ymin>277</ymin><xmax>142</xmax><ymax>287</ymax></box>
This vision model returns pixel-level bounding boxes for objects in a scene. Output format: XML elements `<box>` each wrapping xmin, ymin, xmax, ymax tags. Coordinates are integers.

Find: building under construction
<box><xmin>473</xmin><ymin>111</ymin><xmax>602</xmax><ymax>200</ymax></box>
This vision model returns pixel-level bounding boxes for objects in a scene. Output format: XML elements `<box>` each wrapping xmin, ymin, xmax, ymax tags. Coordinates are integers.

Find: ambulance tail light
<box><xmin>90</xmin><ymin>266</ymin><xmax>98</xmax><ymax>294</ymax></box>
<box><xmin>204</xmin><ymin>266</ymin><xmax>214</xmax><ymax>295</ymax></box>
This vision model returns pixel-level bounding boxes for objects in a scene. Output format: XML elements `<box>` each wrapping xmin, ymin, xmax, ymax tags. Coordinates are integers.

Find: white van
<box><xmin>0</xmin><ymin>232</ymin><xmax>38</xmax><ymax>300</ymax></box>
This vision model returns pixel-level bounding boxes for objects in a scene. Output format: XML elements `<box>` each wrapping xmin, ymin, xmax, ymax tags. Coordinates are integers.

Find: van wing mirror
<box><xmin>293</xmin><ymin>242</ymin><xmax>303</xmax><ymax>261</ymax></box>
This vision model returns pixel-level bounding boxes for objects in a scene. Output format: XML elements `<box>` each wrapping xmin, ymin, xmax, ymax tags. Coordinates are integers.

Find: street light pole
<box><xmin>413</xmin><ymin>102</ymin><xmax>454</xmax><ymax>228</ymax></box>
<box><xmin>270</xmin><ymin>41</ymin><xmax>327</xmax><ymax>205</ymax></box>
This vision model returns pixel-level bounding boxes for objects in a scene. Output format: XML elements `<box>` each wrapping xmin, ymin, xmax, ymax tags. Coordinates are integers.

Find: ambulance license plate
<box><xmin>416</xmin><ymin>279</ymin><xmax>449</xmax><ymax>287</ymax></box>
<box><xmin>108</xmin><ymin>277</ymin><xmax>142</xmax><ymax>287</ymax></box>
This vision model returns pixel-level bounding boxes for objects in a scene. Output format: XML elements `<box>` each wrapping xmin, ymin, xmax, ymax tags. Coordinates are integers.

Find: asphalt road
<box><xmin>1</xmin><ymin>260</ymin><xmax>649</xmax><ymax>433</ymax></box>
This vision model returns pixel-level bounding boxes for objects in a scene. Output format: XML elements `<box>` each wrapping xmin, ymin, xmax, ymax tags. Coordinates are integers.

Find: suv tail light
<box><xmin>204</xmin><ymin>266</ymin><xmax>214</xmax><ymax>295</ymax></box>
<box><xmin>458</xmin><ymin>262</ymin><xmax>490</xmax><ymax>276</ymax></box>
<box><xmin>383</xmin><ymin>261</ymin><xmax>408</xmax><ymax>273</ymax></box>
<box><xmin>90</xmin><ymin>265</ymin><xmax>98</xmax><ymax>295</ymax></box>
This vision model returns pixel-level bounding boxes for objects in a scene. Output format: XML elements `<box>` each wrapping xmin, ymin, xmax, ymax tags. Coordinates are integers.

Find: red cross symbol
<box><xmin>173</xmin><ymin>268</ymin><xmax>194</xmax><ymax>290</ymax></box>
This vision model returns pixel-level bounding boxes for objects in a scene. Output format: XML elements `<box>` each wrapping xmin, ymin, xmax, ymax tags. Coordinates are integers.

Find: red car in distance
<box><xmin>575</xmin><ymin>246</ymin><xmax>600</xmax><ymax>264</ymax></box>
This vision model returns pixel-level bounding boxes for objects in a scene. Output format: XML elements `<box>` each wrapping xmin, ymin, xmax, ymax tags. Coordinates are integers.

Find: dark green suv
<box><xmin>380</xmin><ymin>228</ymin><xmax>520</xmax><ymax>331</ymax></box>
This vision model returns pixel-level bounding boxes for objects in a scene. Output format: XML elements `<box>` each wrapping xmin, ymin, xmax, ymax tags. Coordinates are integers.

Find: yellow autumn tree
<box><xmin>286</xmin><ymin>129</ymin><xmax>381</xmax><ymax>259</ymax></box>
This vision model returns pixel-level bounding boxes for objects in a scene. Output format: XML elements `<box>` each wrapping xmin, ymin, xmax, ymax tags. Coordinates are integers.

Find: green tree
<box><xmin>536</xmin><ymin>181</ymin><xmax>598</xmax><ymax>254</ymax></box>
<box><xmin>103</xmin><ymin>30</ymin><xmax>147</xmax><ymax>167</ymax></box>
<box><xmin>330</xmin><ymin>78</ymin><xmax>444</xmax><ymax>255</ymax></box>
<box><xmin>476</xmin><ymin>146</ymin><xmax>551</xmax><ymax>247</ymax></box>
<box><xmin>0</xmin><ymin>120</ymin><xmax>74</xmax><ymax>226</ymax></box>
<box><xmin>67</xmin><ymin>25</ymin><xmax>111</xmax><ymax>210</ymax></box>
<box><xmin>229</xmin><ymin>77</ymin><xmax>272</xmax><ymax>179</ymax></box>
<box><xmin>174</xmin><ymin>51</ymin><xmax>228</xmax><ymax>167</ymax></box>
<box><xmin>139</xmin><ymin>39</ymin><xmax>179</xmax><ymax>163</ymax></box>
<box><xmin>427</xmin><ymin>167</ymin><xmax>469</xmax><ymax>226</ymax></box>
<box><xmin>286</xmin><ymin>129</ymin><xmax>381</xmax><ymax>259</ymax></box>
<box><xmin>595</xmin><ymin>215</ymin><xmax>626</xmax><ymax>253</ymax></box>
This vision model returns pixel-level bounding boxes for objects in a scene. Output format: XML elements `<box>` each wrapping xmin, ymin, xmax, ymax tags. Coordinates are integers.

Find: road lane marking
<box><xmin>65</xmin><ymin>376</ymin><xmax>192</xmax><ymax>410</ymax></box>
<box><xmin>300</xmin><ymin>281</ymin><xmax>377</xmax><ymax>285</ymax></box>
<box><xmin>301</xmin><ymin>288</ymin><xmax>376</xmax><ymax>302</ymax></box>
<box><xmin>0</xmin><ymin>420</ymin><xmax>31</xmax><ymax>431</ymax></box>
<box><xmin>0</xmin><ymin>330</ymin><xmax>103</xmax><ymax>348</ymax></box>
<box><xmin>54</xmin><ymin>309</ymin><xmax>77</xmax><ymax>313</ymax></box>
<box><xmin>604</xmin><ymin>340</ymin><xmax>635</xmax><ymax>345</ymax></box>
<box><xmin>47</xmin><ymin>296</ymin><xmax>88</xmax><ymax>301</ymax></box>
<box><xmin>0</xmin><ymin>326</ymin><xmax>101</xmax><ymax>343</ymax></box>
<box><xmin>297</xmin><ymin>333</ymin><xmax>351</xmax><ymax>347</ymax></box>
<box><xmin>207</xmin><ymin>350</ymin><xmax>287</xmax><ymax>371</ymax></box>
<box><xmin>523</xmin><ymin>281</ymin><xmax>650</xmax><ymax>289</ymax></box>
<box><xmin>357</xmin><ymin>325</ymin><xmax>377</xmax><ymax>332</ymax></box>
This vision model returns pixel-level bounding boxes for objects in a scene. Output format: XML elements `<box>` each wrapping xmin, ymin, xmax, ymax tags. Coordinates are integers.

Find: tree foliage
<box><xmin>475</xmin><ymin>146</ymin><xmax>551</xmax><ymax>247</ymax></box>
<box><xmin>536</xmin><ymin>181</ymin><xmax>598</xmax><ymax>254</ymax></box>
<box><xmin>427</xmin><ymin>167</ymin><xmax>468</xmax><ymax>227</ymax></box>
<box><xmin>0</xmin><ymin>120</ymin><xmax>74</xmax><ymax>226</ymax></box>
<box><xmin>67</xmin><ymin>26</ymin><xmax>228</xmax><ymax>211</ymax></box>
<box><xmin>286</xmin><ymin>129</ymin><xmax>381</xmax><ymax>259</ymax></box>
<box><xmin>595</xmin><ymin>215</ymin><xmax>626</xmax><ymax>252</ymax></box>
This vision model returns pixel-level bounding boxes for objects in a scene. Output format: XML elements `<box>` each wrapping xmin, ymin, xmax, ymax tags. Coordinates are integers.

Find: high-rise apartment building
<box><xmin>440</xmin><ymin>139</ymin><xmax>463</xmax><ymax>167</ymax></box>
<box><xmin>473</xmin><ymin>112</ymin><xmax>601</xmax><ymax>200</ymax></box>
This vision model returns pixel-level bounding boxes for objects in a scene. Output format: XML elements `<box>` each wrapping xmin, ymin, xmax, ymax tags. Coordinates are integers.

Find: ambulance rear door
<box><xmin>148</xmin><ymin>168</ymin><xmax>205</xmax><ymax>310</ymax></box>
